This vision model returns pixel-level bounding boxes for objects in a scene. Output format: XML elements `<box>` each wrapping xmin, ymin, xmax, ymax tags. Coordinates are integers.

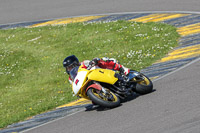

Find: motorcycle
<box><xmin>69</xmin><ymin>65</ymin><xmax>153</xmax><ymax>108</ymax></box>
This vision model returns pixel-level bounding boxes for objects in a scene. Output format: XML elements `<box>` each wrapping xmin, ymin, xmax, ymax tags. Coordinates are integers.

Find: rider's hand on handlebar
<box><xmin>89</xmin><ymin>60</ymin><xmax>96</xmax><ymax>66</ymax></box>
<box><xmin>89</xmin><ymin>58</ymin><xmax>100</xmax><ymax>66</ymax></box>
<box><xmin>119</xmin><ymin>67</ymin><xmax>125</xmax><ymax>75</ymax></box>
<box><xmin>87</xmin><ymin>58</ymin><xmax>100</xmax><ymax>70</ymax></box>
<box><xmin>88</xmin><ymin>59</ymin><xmax>97</xmax><ymax>70</ymax></box>
<box><xmin>87</xmin><ymin>62</ymin><xmax>94</xmax><ymax>70</ymax></box>
<box><xmin>119</xmin><ymin>67</ymin><xmax>129</xmax><ymax>82</ymax></box>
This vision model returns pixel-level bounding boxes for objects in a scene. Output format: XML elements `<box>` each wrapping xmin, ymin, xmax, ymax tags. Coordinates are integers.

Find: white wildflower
<box><xmin>28</xmin><ymin>36</ymin><xmax>41</xmax><ymax>42</ymax></box>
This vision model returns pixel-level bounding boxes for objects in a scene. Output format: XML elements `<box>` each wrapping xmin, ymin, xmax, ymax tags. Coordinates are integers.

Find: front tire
<box><xmin>134</xmin><ymin>74</ymin><xmax>153</xmax><ymax>95</ymax></box>
<box><xmin>87</xmin><ymin>88</ymin><xmax>120</xmax><ymax>108</ymax></box>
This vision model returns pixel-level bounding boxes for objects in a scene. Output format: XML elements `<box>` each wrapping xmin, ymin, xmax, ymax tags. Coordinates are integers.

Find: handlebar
<box><xmin>87</xmin><ymin>64</ymin><xmax>95</xmax><ymax>70</ymax></box>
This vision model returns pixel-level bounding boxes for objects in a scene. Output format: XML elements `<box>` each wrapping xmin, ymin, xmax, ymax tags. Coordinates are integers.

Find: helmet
<box><xmin>63</xmin><ymin>55</ymin><xmax>79</xmax><ymax>74</ymax></box>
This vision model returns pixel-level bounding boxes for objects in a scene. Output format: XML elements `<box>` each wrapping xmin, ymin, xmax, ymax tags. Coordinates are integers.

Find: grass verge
<box><xmin>0</xmin><ymin>20</ymin><xmax>179</xmax><ymax>128</ymax></box>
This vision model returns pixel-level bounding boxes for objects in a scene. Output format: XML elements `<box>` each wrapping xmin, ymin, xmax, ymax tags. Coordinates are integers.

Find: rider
<box><xmin>63</xmin><ymin>55</ymin><xmax>130</xmax><ymax>84</ymax></box>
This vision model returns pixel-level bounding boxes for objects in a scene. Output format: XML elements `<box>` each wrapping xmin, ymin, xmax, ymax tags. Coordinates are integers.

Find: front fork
<box><xmin>114</xmin><ymin>71</ymin><xmax>144</xmax><ymax>96</ymax></box>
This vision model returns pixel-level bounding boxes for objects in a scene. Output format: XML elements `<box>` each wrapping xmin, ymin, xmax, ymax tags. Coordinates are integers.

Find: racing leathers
<box><xmin>68</xmin><ymin>57</ymin><xmax>130</xmax><ymax>84</ymax></box>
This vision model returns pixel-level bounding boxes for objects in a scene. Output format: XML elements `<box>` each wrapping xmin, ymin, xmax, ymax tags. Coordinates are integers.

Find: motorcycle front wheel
<box><xmin>87</xmin><ymin>88</ymin><xmax>120</xmax><ymax>108</ymax></box>
<box><xmin>132</xmin><ymin>73</ymin><xmax>153</xmax><ymax>95</ymax></box>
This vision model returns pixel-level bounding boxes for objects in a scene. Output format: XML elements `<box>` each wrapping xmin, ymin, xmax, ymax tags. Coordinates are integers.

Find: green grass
<box><xmin>0</xmin><ymin>20</ymin><xmax>179</xmax><ymax>128</ymax></box>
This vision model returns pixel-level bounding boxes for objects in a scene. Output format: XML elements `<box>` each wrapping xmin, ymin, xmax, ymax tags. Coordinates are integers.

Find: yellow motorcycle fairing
<box><xmin>74</xmin><ymin>66</ymin><xmax>118</xmax><ymax>98</ymax></box>
<box><xmin>87</xmin><ymin>69</ymin><xmax>118</xmax><ymax>85</ymax></box>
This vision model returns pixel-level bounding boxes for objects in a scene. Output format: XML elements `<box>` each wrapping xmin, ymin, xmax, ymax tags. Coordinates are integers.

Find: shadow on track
<box><xmin>85</xmin><ymin>89</ymin><xmax>156</xmax><ymax>112</ymax></box>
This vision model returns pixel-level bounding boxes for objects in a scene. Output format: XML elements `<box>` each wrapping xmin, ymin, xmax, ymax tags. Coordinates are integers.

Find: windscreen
<box><xmin>69</xmin><ymin>66</ymin><xmax>79</xmax><ymax>81</ymax></box>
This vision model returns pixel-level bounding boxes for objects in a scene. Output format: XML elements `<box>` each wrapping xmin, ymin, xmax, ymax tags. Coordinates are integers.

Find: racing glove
<box><xmin>119</xmin><ymin>67</ymin><xmax>125</xmax><ymax>75</ymax></box>
<box><xmin>89</xmin><ymin>58</ymin><xmax>100</xmax><ymax>66</ymax></box>
<box><xmin>119</xmin><ymin>67</ymin><xmax>129</xmax><ymax>82</ymax></box>
<box><xmin>119</xmin><ymin>66</ymin><xmax>130</xmax><ymax>75</ymax></box>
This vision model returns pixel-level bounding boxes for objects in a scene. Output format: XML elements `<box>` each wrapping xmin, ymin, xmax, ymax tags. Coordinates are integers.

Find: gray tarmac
<box><xmin>25</xmin><ymin>58</ymin><xmax>200</xmax><ymax>133</ymax></box>
<box><xmin>0</xmin><ymin>0</ymin><xmax>200</xmax><ymax>25</ymax></box>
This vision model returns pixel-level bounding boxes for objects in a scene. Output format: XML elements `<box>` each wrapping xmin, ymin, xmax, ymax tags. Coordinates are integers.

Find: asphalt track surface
<box><xmin>1</xmin><ymin>0</ymin><xmax>200</xmax><ymax>133</ymax></box>
<box><xmin>0</xmin><ymin>0</ymin><xmax>200</xmax><ymax>25</ymax></box>
<box><xmin>23</xmin><ymin>58</ymin><xmax>200</xmax><ymax>133</ymax></box>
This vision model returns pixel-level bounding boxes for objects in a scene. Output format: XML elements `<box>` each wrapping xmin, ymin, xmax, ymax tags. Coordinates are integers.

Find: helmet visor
<box><xmin>65</xmin><ymin>62</ymin><xmax>79</xmax><ymax>73</ymax></box>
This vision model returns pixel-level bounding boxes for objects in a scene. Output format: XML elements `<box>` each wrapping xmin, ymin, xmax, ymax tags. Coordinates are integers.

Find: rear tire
<box><xmin>87</xmin><ymin>88</ymin><xmax>120</xmax><ymax>108</ymax></box>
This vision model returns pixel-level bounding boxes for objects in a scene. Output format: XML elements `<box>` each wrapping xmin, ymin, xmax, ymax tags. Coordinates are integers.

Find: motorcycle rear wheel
<box><xmin>87</xmin><ymin>88</ymin><xmax>120</xmax><ymax>108</ymax></box>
